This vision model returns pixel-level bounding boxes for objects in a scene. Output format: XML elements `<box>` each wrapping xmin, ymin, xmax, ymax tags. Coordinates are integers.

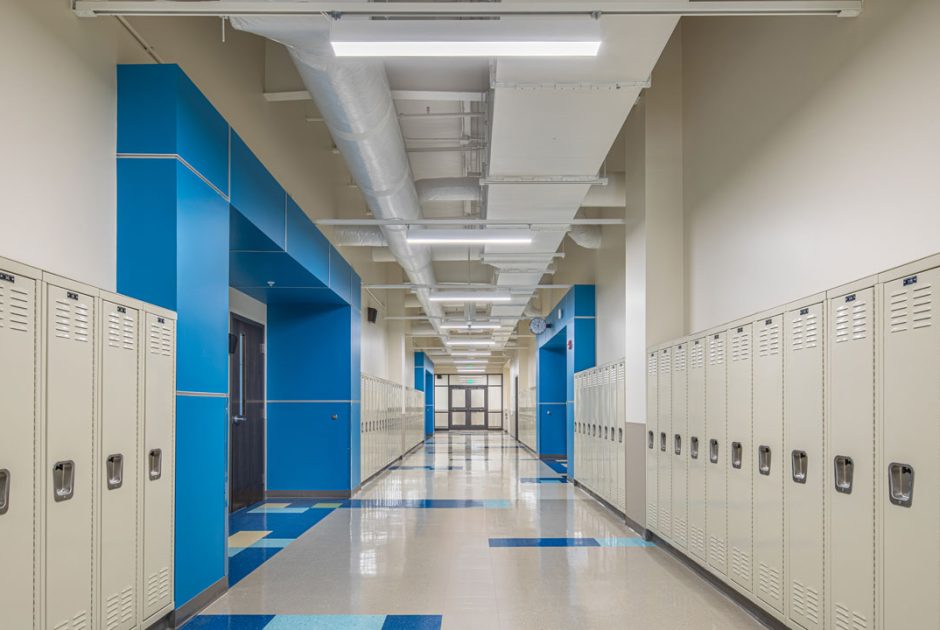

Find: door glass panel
<box><xmin>470</xmin><ymin>412</ymin><xmax>486</xmax><ymax>426</ymax></box>
<box><xmin>488</xmin><ymin>413</ymin><xmax>503</xmax><ymax>428</ymax></box>
<box><xmin>470</xmin><ymin>388</ymin><xmax>485</xmax><ymax>408</ymax></box>
<box><xmin>488</xmin><ymin>386</ymin><xmax>502</xmax><ymax>411</ymax></box>
<box><xmin>435</xmin><ymin>413</ymin><xmax>449</xmax><ymax>428</ymax></box>
<box><xmin>434</xmin><ymin>387</ymin><xmax>448</xmax><ymax>411</ymax></box>
<box><xmin>452</xmin><ymin>411</ymin><xmax>470</xmax><ymax>427</ymax></box>
<box><xmin>451</xmin><ymin>388</ymin><xmax>467</xmax><ymax>407</ymax></box>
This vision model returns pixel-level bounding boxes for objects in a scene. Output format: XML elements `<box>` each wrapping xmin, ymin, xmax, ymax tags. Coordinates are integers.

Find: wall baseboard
<box><xmin>170</xmin><ymin>575</ymin><xmax>228</xmax><ymax>628</ymax></box>
<box><xmin>571</xmin><ymin>479</ymin><xmax>626</xmax><ymax>521</ymax></box>
<box><xmin>647</xmin><ymin>532</ymin><xmax>786</xmax><ymax>630</ymax></box>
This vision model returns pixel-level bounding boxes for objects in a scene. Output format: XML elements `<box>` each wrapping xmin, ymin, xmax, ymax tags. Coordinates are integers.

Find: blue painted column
<box><xmin>414</xmin><ymin>352</ymin><xmax>435</xmax><ymax>437</ymax></box>
<box><xmin>116</xmin><ymin>65</ymin><xmax>230</xmax><ymax>609</ymax></box>
<box><xmin>535</xmin><ymin>285</ymin><xmax>596</xmax><ymax>473</ymax></box>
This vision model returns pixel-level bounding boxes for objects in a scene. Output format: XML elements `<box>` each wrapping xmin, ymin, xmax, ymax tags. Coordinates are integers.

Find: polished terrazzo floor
<box><xmin>190</xmin><ymin>431</ymin><xmax>764</xmax><ymax>629</ymax></box>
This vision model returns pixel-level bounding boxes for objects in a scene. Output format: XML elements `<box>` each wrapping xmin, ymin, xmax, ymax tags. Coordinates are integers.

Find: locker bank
<box><xmin>1</xmin><ymin>1</ymin><xmax>938</xmax><ymax>629</ymax></box>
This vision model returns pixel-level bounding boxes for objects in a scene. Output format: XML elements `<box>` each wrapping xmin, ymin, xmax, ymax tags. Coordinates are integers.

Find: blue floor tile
<box><xmin>541</xmin><ymin>459</ymin><xmax>569</xmax><ymax>475</ymax></box>
<box><xmin>183</xmin><ymin>615</ymin><xmax>275</xmax><ymax>629</ymax></box>
<box><xmin>489</xmin><ymin>537</ymin><xmax>601</xmax><ymax>547</ymax></box>
<box><xmin>265</xmin><ymin>615</ymin><xmax>385</xmax><ymax>629</ymax></box>
<box><xmin>595</xmin><ymin>537</ymin><xmax>657</xmax><ymax>548</ymax></box>
<box><xmin>519</xmin><ymin>477</ymin><xmax>568</xmax><ymax>483</ymax></box>
<box><xmin>229</xmin><ymin>546</ymin><xmax>287</xmax><ymax>585</ymax></box>
<box><xmin>382</xmin><ymin>615</ymin><xmax>443</xmax><ymax>630</ymax></box>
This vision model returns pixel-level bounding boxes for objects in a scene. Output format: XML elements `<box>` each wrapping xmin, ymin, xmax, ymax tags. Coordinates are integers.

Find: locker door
<box><xmin>754</xmin><ymin>314</ymin><xmax>785</xmax><ymax>612</ymax></box>
<box><xmin>142</xmin><ymin>312</ymin><xmax>175</xmax><ymax>622</ymax></box>
<box><xmin>658</xmin><ymin>348</ymin><xmax>673</xmax><ymax>538</ymax></box>
<box><xmin>616</xmin><ymin>362</ymin><xmax>626</xmax><ymax>513</ymax></box>
<box><xmin>0</xmin><ymin>264</ymin><xmax>38</xmax><ymax>630</ymax></box>
<box><xmin>687</xmin><ymin>338</ymin><xmax>708</xmax><ymax>562</ymax></box>
<box><xmin>706</xmin><ymin>332</ymin><xmax>728</xmax><ymax>575</ymax></box>
<box><xmin>671</xmin><ymin>344</ymin><xmax>689</xmax><ymax>550</ymax></box>
<box><xmin>727</xmin><ymin>325</ymin><xmax>754</xmax><ymax>592</ymax></box>
<box><xmin>827</xmin><ymin>287</ymin><xmax>875</xmax><ymax>630</ymax></box>
<box><xmin>882</xmin><ymin>268</ymin><xmax>940</xmax><ymax>629</ymax></box>
<box><xmin>646</xmin><ymin>351</ymin><xmax>659</xmax><ymax>531</ymax></box>
<box><xmin>45</xmin><ymin>282</ymin><xmax>96</xmax><ymax>630</ymax></box>
<box><xmin>785</xmin><ymin>301</ymin><xmax>825</xmax><ymax>630</ymax></box>
<box><xmin>99</xmin><ymin>299</ymin><xmax>140</xmax><ymax>630</ymax></box>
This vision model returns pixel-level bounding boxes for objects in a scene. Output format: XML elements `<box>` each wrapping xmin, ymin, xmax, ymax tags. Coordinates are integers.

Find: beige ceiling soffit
<box><xmin>481</xmin><ymin>175</ymin><xmax>608</xmax><ymax>186</ymax></box>
<box><xmin>263</xmin><ymin>90</ymin><xmax>310</xmax><ymax>102</ymax></box>
<box><xmin>73</xmin><ymin>2</ymin><xmax>863</xmax><ymax>18</ymax></box>
<box><xmin>491</xmin><ymin>80</ymin><xmax>650</xmax><ymax>91</ymax></box>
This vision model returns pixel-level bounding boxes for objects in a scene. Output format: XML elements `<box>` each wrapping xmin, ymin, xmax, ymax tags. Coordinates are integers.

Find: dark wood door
<box><xmin>229</xmin><ymin>315</ymin><xmax>265</xmax><ymax>512</ymax></box>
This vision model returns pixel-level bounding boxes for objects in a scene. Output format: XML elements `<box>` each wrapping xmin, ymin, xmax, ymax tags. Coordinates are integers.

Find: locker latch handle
<box><xmin>53</xmin><ymin>460</ymin><xmax>75</xmax><ymax>502</ymax></box>
<box><xmin>731</xmin><ymin>442</ymin><xmax>743</xmax><ymax>469</ymax></box>
<box><xmin>674</xmin><ymin>434</ymin><xmax>682</xmax><ymax>456</ymax></box>
<box><xmin>106</xmin><ymin>454</ymin><xmax>124</xmax><ymax>490</ymax></box>
<box><xmin>648</xmin><ymin>430</ymin><xmax>654</xmax><ymax>449</ymax></box>
<box><xmin>619</xmin><ymin>428</ymin><xmax>623</xmax><ymax>444</ymax></box>
<box><xmin>149</xmin><ymin>449</ymin><xmax>163</xmax><ymax>481</ymax></box>
<box><xmin>888</xmin><ymin>462</ymin><xmax>914</xmax><ymax>508</ymax></box>
<box><xmin>709</xmin><ymin>439</ymin><xmax>719</xmax><ymax>464</ymax></box>
<box><xmin>0</xmin><ymin>469</ymin><xmax>9</xmax><ymax>515</ymax></box>
<box><xmin>758</xmin><ymin>446</ymin><xmax>772</xmax><ymax>476</ymax></box>
<box><xmin>690</xmin><ymin>437</ymin><xmax>699</xmax><ymax>460</ymax></box>
<box><xmin>833</xmin><ymin>455</ymin><xmax>854</xmax><ymax>494</ymax></box>
<box><xmin>791</xmin><ymin>450</ymin><xmax>808</xmax><ymax>484</ymax></box>
<box><xmin>660</xmin><ymin>432</ymin><xmax>667</xmax><ymax>452</ymax></box>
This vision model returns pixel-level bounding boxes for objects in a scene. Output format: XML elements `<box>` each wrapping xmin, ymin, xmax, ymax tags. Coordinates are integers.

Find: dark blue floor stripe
<box><xmin>520</xmin><ymin>477</ymin><xmax>568</xmax><ymax>484</ymax></box>
<box><xmin>489</xmin><ymin>537</ymin><xmax>601</xmax><ymax>548</ymax></box>
<box><xmin>541</xmin><ymin>459</ymin><xmax>569</xmax><ymax>475</ymax></box>
<box><xmin>382</xmin><ymin>615</ymin><xmax>443</xmax><ymax>629</ymax></box>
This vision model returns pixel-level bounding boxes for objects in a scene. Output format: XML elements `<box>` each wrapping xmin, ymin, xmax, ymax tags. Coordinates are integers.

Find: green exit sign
<box><xmin>466</xmin><ymin>379</ymin><xmax>477</xmax><ymax>384</ymax></box>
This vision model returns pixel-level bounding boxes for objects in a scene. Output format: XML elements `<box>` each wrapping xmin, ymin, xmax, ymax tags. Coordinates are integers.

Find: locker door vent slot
<box><xmin>791</xmin><ymin>450</ymin><xmax>808</xmax><ymax>484</ymax></box>
<box><xmin>690</xmin><ymin>437</ymin><xmax>699</xmax><ymax>459</ymax></box>
<box><xmin>758</xmin><ymin>320</ymin><xmax>781</xmax><ymax>357</ymax></box>
<box><xmin>833</xmin><ymin>603</ymin><xmax>868</xmax><ymax>630</ymax></box>
<box><xmin>731</xmin><ymin>442</ymin><xmax>743</xmax><ymax>469</ymax></box>
<box><xmin>647</xmin><ymin>430</ymin><xmax>654</xmax><ymax>449</ymax></box>
<box><xmin>0</xmin><ymin>469</ymin><xmax>9</xmax><ymax>514</ymax></box>
<box><xmin>674</xmin><ymin>434</ymin><xmax>681</xmax><ymax>455</ymax></box>
<box><xmin>888</xmin><ymin>462</ymin><xmax>914</xmax><ymax>507</ymax></box>
<box><xmin>660</xmin><ymin>432</ymin><xmax>667</xmax><ymax>452</ymax></box>
<box><xmin>758</xmin><ymin>562</ymin><xmax>782</xmax><ymax>603</ymax></box>
<box><xmin>833</xmin><ymin>455</ymin><xmax>854</xmax><ymax>494</ymax></box>
<box><xmin>758</xmin><ymin>445</ymin><xmax>772</xmax><ymax>475</ymax></box>
<box><xmin>53</xmin><ymin>460</ymin><xmax>75</xmax><ymax>502</ymax></box>
<box><xmin>149</xmin><ymin>449</ymin><xmax>163</xmax><ymax>481</ymax></box>
<box><xmin>106</xmin><ymin>454</ymin><xmax>124</xmax><ymax>490</ymax></box>
<box><xmin>619</xmin><ymin>428</ymin><xmax>623</xmax><ymax>443</ymax></box>
<box><xmin>0</xmin><ymin>285</ymin><xmax>33</xmax><ymax>333</ymax></box>
<box><xmin>709</xmin><ymin>439</ymin><xmax>719</xmax><ymax>464</ymax></box>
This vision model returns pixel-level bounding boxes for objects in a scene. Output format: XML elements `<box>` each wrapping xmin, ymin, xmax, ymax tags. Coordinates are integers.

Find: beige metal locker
<box><xmin>826</xmin><ymin>281</ymin><xmax>876</xmax><ymax>630</ymax></box>
<box><xmin>687</xmin><ymin>337</ymin><xmax>707</xmax><ymax>562</ymax></box>
<box><xmin>141</xmin><ymin>309</ymin><xmax>176</xmax><ymax>625</ymax></box>
<box><xmin>785</xmin><ymin>298</ymin><xmax>825</xmax><ymax>630</ymax></box>
<box><xmin>705</xmin><ymin>331</ymin><xmax>728</xmax><ymax>575</ymax></box>
<box><xmin>753</xmin><ymin>312</ymin><xmax>785</xmax><ymax>612</ymax></box>
<box><xmin>727</xmin><ymin>323</ymin><xmax>754</xmax><ymax>592</ymax></box>
<box><xmin>671</xmin><ymin>343</ymin><xmax>689</xmax><ymax>550</ymax></box>
<box><xmin>616</xmin><ymin>361</ymin><xmax>626</xmax><ymax>513</ymax></box>
<box><xmin>646</xmin><ymin>350</ymin><xmax>658</xmax><ymax>531</ymax></box>
<box><xmin>657</xmin><ymin>347</ymin><xmax>673</xmax><ymax>538</ymax></box>
<box><xmin>98</xmin><ymin>295</ymin><xmax>141</xmax><ymax>630</ymax></box>
<box><xmin>43</xmin><ymin>275</ymin><xmax>97</xmax><ymax>630</ymax></box>
<box><xmin>0</xmin><ymin>258</ymin><xmax>40</xmax><ymax>630</ymax></box>
<box><xmin>880</xmin><ymin>262</ymin><xmax>940</xmax><ymax>630</ymax></box>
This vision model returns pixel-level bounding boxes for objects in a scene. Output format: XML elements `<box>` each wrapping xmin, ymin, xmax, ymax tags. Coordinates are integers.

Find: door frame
<box><xmin>228</xmin><ymin>313</ymin><xmax>266</xmax><ymax>513</ymax></box>
<box><xmin>448</xmin><ymin>385</ymin><xmax>488</xmax><ymax>430</ymax></box>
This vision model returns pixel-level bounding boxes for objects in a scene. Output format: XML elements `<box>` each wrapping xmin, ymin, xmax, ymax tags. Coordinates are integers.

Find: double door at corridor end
<box><xmin>450</xmin><ymin>385</ymin><xmax>488</xmax><ymax>429</ymax></box>
<box><xmin>434</xmin><ymin>373</ymin><xmax>503</xmax><ymax>430</ymax></box>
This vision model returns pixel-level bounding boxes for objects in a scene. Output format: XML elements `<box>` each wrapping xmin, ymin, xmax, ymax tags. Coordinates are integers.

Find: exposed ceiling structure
<box><xmin>74</xmin><ymin>0</ymin><xmax>862</xmax><ymax>372</ymax></box>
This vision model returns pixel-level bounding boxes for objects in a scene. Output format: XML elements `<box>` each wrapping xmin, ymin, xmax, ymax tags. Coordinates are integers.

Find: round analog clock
<box><xmin>529</xmin><ymin>317</ymin><xmax>548</xmax><ymax>335</ymax></box>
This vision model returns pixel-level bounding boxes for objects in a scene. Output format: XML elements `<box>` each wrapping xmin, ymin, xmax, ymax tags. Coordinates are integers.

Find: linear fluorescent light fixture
<box><xmin>450</xmin><ymin>351</ymin><xmax>492</xmax><ymax>357</ymax></box>
<box><xmin>331</xmin><ymin>19</ymin><xmax>602</xmax><ymax>58</ymax></box>
<box><xmin>440</xmin><ymin>322</ymin><xmax>502</xmax><ymax>330</ymax></box>
<box><xmin>454</xmin><ymin>360</ymin><xmax>488</xmax><ymax>364</ymax></box>
<box><xmin>457</xmin><ymin>368</ymin><xmax>486</xmax><ymax>373</ymax></box>
<box><xmin>406</xmin><ymin>229</ymin><xmax>533</xmax><ymax>245</ymax></box>
<box><xmin>445</xmin><ymin>339</ymin><xmax>497</xmax><ymax>347</ymax></box>
<box><xmin>430</xmin><ymin>291</ymin><xmax>512</xmax><ymax>303</ymax></box>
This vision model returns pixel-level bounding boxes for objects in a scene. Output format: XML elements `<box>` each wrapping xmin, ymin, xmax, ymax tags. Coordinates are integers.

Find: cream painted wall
<box><xmin>595</xmin><ymin>221</ymin><xmax>627</xmax><ymax>366</ymax></box>
<box><xmin>683</xmin><ymin>0</ymin><xmax>940</xmax><ymax>331</ymax></box>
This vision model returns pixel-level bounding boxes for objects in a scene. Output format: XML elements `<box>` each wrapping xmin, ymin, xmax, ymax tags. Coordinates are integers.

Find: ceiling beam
<box><xmin>74</xmin><ymin>1</ymin><xmax>863</xmax><ymax>18</ymax></box>
<box><xmin>262</xmin><ymin>89</ymin><xmax>487</xmax><ymax>103</ymax></box>
<box><xmin>365</xmin><ymin>284</ymin><xmax>572</xmax><ymax>290</ymax></box>
<box><xmin>314</xmin><ymin>218</ymin><xmax>624</xmax><ymax>226</ymax></box>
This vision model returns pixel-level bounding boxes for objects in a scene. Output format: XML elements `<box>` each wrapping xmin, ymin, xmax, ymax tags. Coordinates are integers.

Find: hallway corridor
<box><xmin>190</xmin><ymin>432</ymin><xmax>763</xmax><ymax>630</ymax></box>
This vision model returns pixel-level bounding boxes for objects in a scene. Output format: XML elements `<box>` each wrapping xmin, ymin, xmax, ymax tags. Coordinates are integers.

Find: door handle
<box><xmin>888</xmin><ymin>462</ymin><xmax>914</xmax><ymax>507</ymax></box>
<box><xmin>731</xmin><ymin>442</ymin><xmax>743</xmax><ymax>469</ymax></box>
<box><xmin>791</xmin><ymin>450</ymin><xmax>808</xmax><ymax>484</ymax></box>
<box><xmin>0</xmin><ymin>469</ymin><xmax>9</xmax><ymax>515</ymax></box>
<box><xmin>758</xmin><ymin>445</ymin><xmax>772</xmax><ymax>476</ymax></box>
<box><xmin>660</xmin><ymin>432</ymin><xmax>667</xmax><ymax>452</ymax></box>
<box><xmin>648</xmin><ymin>430</ymin><xmax>654</xmax><ymax>449</ymax></box>
<box><xmin>674</xmin><ymin>434</ymin><xmax>681</xmax><ymax>456</ymax></box>
<box><xmin>833</xmin><ymin>455</ymin><xmax>854</xmax><ymax>494</ymax></box>
<box><xmin>709</xmin><ymin>439</ymin><xmax>719</xmax><ymax>464</ymax></box>
<box><xmin>690</xmin><ymin>437</ymin><xmax>699</xmax><ymax>460</ymax></box>
<box><xmin>149</xmin><ymin>449</ymin><xmax>163</xmax><ymax>481</ymax></box>
<box><xmin>53</xmin><ymin>460</ymin><xmax>75</xmax><ymax>502</ymax></box>
<box><xmin>106</xmin><ymin>454</ymin><xmax>124</xmax><ymax>490</ymax></box>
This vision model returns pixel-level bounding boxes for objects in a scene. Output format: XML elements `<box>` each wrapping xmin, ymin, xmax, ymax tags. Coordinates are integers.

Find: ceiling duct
<box><xmin>415</xmin><ymin>177</ymin><xmax>481</xmax><ymax>203</ymax></box>
<box><xmin>230</xmin><ymin>16</ymin><xmax>443</xmax><ymax>329</ymax></box>
<box><xmin>333</xmin><ymin>226</ymin><xmax>388</xmax><ymax>247</ymax></box>
<box><xmin>568</xmin><ymin>224</ymin><xmax>603</xmax><ymax>249</ymax></box>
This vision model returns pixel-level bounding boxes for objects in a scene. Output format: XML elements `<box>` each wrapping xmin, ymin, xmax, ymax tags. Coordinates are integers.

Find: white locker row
<box><xmin>646</xmin><ymin>252</ymin><xmax>940</xmax><ymax>630</ymax></box>
<box><xmin>360</xmin><ymin>375</ymin><xmax>424</xmax><ymax>482</ymax></box>
<box><xmin>517</xmin><ymin>387</ymin><xmax>537</xmax><ymax>452</ymax></box>
<box><xmin>573</xmin><ymin>360</ymin><xmax>626</xmax><ymax>513</ymax></box>
<box><xmin>0</xmin><ymin>255</ymin><xmax>176</xmax><ymax>630</ymax></box>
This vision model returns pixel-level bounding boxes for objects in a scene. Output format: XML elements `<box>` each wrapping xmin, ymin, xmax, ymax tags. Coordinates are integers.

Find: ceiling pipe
<box><xmin>415</xmin><ymin>177</ymin><xmax>481</xmax><ymax>203</ymax></box>
<box><xmin>230</xmin><ymin>16</ymin><xmax>444</xmax><ymax>330</ymax></box>
<box><xmin>333</xmin><ymin>226</ymin><xmax>388</xmax><ymax>247</ymax></box>
<box><xmin>568</xmin><ymin>224</ymin><xmax>603</xmax><ymax>249</ymax></box>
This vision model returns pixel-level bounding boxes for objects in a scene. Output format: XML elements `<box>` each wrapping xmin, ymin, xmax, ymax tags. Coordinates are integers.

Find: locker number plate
<box><xmin>0</xmin><ymin>272</ymin><xmax>13</xmax><ymax>283</ymax></box>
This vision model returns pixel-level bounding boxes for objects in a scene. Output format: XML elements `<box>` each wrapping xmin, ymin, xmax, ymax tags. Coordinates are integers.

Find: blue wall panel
<box><xmin>285</xmin><ymin>197</ymin><xmax>330</xmax><ymax>284</ymax></box>
<box><xmin>267</xmin><ymin>402</ymin><xmax>352</xmax><ymax>492</ymax></box>
<box><xmin>175</xmin><ymin>165</ymin><xmax>230</xmax><ymax>395</ymax></box>
<box><xmin>230</xmin><ymin>132</ymin><xmax>285</xmax><ymax>249</ymax></box>
<box><xmin>538</xmin><ymin>404</ymin><xmax>567</xmax><ymax>457</ymax></box>
<box><xmin>176</xmin><ymin>73</ymin><xmax>229</xmax><ymax>193</ymax></box>
<box><xmin>349</xmin><ymin>309</ymin><xmax>362</xmax><ymax>489</ymax></box>
<box><xmin>117</xmin><ymin>65</ymin><xmax>178</xmax><ymax>156</ymax></box>
<box><xmin>329</xmin><ymin>247</ymin><xmax>352</xmax><ymax>305</ymax></box>
<box><xmin>174</xmin><ymin>395</ymin><xmax>228</xmax><ymax>607</ymax></box>
<box><xmin>116</xmin><ymin>158</ymin><xmax>178</xmax><ymax>311</ymax></box>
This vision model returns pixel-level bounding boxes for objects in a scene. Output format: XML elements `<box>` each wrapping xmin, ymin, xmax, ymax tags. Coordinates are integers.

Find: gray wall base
<box><xmin>169</xmin><ymin>575</ymin><xmax>228</xmax><ymax>628</ymax></box>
